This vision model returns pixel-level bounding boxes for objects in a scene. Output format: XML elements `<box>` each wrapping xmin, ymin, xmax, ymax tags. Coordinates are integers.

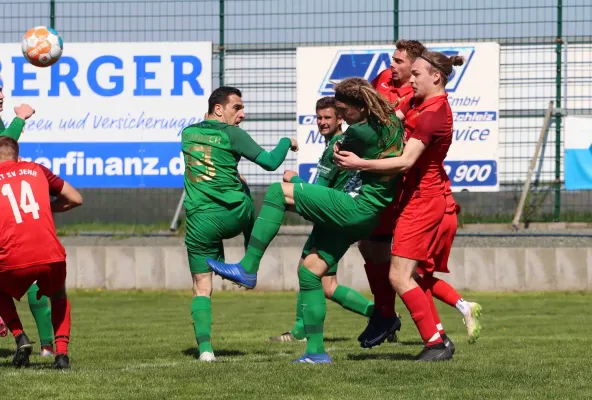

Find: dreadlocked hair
<box><xmin>334</xmin><ymin>77</ymin><xmax>400</xmax><ymax>147</ymax></box>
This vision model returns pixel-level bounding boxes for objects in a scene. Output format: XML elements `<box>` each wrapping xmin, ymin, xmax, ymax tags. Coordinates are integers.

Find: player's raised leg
<box><xmin>27</xmin><ymin>283</ymin><xmax>55</xmax><ymax>357</ymax></box>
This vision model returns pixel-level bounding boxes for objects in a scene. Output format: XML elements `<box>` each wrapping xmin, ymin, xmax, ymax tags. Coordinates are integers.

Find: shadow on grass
<box><xmin>324</xmin><ymin>337</ymin><xmax>349</xmax><ymax>343</ymax></box>
<box><xmin>182</xmin><ymin>348</ymin><xmax>246</xmax><ymax>359</ymax></box>
<box><xmin>0</xmin><ymin>348</ymin><xmax>13</xmax><ymax>358</ymax></box>
<box><xmin>347</xmin><ymin>353</ymin><xmax>417</xmax><ymax>361</ymax></box>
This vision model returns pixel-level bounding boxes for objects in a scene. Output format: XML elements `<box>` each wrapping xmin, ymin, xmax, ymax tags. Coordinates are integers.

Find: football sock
<box><xmin>0</xmin><ymin>293</ymin><xmax>23</xmax><ymax>338</ymax></box>
<box><xmin>372</xmin><ymin>262</ymin><xmax>396</xmax><ymax>318</ymax></box>
<box><xmin>241</xmin><ymin>182</ymin><xmax>286</xmax><ymax>274</ymax></box>
<box><xmin>298</xmin><ymin>266</ymin><xmax>326</xmax><ymax>355</ymax></box>
<box><xmin>290</xmin><ymin>291</ymin><xmax>306</xmax><ymax>340</ymax></box>
<box><xmin>50</xmin><ymin>298</ymin><xmax>71</xmax><ymax>355</ymax></box>
<box><xmin>420</xmin><ymin>284</ymin><xmax>445</xmax><ymax>335</ymax></box>
<box><xmin>27</xmin><ymin>284</ymin><xmax>54</xmax><ymax>346</ymax></box>
<box><xmin>422</xmin><ymin>275</ymin><xmax>462</xmax><ymax>308</ymax></box>
<box><xmin>400</xmin><ymin>286</ymin><xmax>442</xmax><ymax>346</ymax></box>
<box><xmin>455</xmin><ymin>299</ymin><xmax>472</xmax><ymax>317</ymax></box>
<box><xmin>191</xmin><ymin>296</ymin><xmax>213</xmax><ymax>354</ymax></box>
<box><xmin>330</xmin><ymin>285</ymin><xmax>374</xmax><ymax>317</ymax></box>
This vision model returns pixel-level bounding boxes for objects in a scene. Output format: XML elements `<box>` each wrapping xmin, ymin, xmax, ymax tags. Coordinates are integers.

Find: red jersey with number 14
<box><xmin>0</xmin><ymin>161</ymin><xmax>66</xmax><ymax>269</ymax></box>
<box><xmin>402</xmin><ymin>94</ymin><xmax>453</xmax><ymax>198</ymax></box>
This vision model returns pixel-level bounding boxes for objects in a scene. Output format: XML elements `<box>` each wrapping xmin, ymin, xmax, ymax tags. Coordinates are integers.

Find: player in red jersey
<box><xmin>335</xmin><ymin>51</ymin><xmax>463</xmax><ymax>361</ymax></box>
<box><xmin>414</xmin><ymin>178</ymin><xmax>483</xmax><ymax>347</ymax></box>
<box><xmin>0</xmin><ymin>137</ymin><xmax>82</xmax><ymax>369</ymax></box>
<box><xmin>356</xmin><ymin>40</ymin><xmax>426</xmax><ymax>348</ymax></box>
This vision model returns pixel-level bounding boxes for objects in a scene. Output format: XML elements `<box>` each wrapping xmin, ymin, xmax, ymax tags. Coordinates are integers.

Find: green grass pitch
<box><xmin>0</xmin><ymin>291</ymin><xmax>590</xmax><ymax>399</ymax></box>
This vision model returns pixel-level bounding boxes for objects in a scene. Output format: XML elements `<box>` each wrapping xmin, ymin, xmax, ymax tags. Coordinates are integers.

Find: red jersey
<box><xmin>443</xmin><ymin>175</ymin><xmax>459</xmax><ymax>213</ymax></box>
<box><xmin>0</xmin><ymin>161</ymin><xmax>66</xmax><ymax>269</ymax></box>
<box><xmin>402</xmin><ymin>94</ymin><xmax>453</xmax><ymax>198</ymax></box>
<box><xmin>371</xmin><ymin>69</ymin><xmax>414</xmax><ymax>113</ymax></box>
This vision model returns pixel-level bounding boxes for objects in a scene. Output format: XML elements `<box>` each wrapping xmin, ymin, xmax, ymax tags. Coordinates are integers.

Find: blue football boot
<box><xmin>292</xmin><ymin>352</ymin><xmax>332</xmax><ymax>364</ymax></box>
<box><xmin>206</xmin><ymin>259</ymin><xmax>257</xmax><ymax>289</ymax></box>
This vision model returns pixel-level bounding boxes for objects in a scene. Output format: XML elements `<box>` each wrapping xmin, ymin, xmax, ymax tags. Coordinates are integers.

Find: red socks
<box><xmin>421</xmin><ymin>275</ymin><xmax>462</xmax><ymax>308</ymax></box>
<box><xmin>400</xmin><ymin>286</ymin><xmax>442</xmax><ymax>346</ymax></box>
<box><xmin>0</xmin><ymin>293</ymin><xmax>23</xmax><ymax>338</ymax></box>
<box><xmin>51</xmin><ymin>298</ymin><xmax>71</xmax><ymax>355</ymax></box>
<box><xmin>364</xmin><ymin>262</ymin><xmax>396</xmax><ymax>318</ymax></box>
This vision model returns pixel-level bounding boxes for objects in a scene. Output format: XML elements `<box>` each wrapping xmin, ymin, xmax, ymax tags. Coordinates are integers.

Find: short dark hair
<box><xmin>0</xmin><ymin>136</ymin><xmax>19</xmax><ymax>161</ymax></box>
<box><xmin>315</xmin><ymin>96</ymin><xmax>337</xmax><ymax>112</ymax></box>
<box><xmin>208</xmin><ymin>86</ymin><xmax>242</xmax><ymax>114</ymax></box>
<box><xmin>395</xmin><ymin>40</ymin><xmax>426</xmax><ymax>62</ymax></box>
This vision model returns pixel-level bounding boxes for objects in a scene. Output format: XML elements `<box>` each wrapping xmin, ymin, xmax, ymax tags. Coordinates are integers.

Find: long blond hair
<box><xmin>334</xmin><ymin>77</ymin><xmax>400</xmax><ymax>145</ymax></box>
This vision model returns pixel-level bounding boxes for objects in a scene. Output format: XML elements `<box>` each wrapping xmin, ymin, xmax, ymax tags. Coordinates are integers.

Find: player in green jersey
<box><xmin>0</xmin><ymin>84</ymin><xmax>56</xmax><ymax>358</ymax></box>
<box><xmin>183</xmin><ymin>86</ymin><xmax>298</xmax><ymax>362</ymax></box>
<box><xmin>207</xmin><ymin>77</ymin><xmax>404</xmax><ymax>363</ymax></box>
<box><xmin>269</xmin><ymin>96</ymin><xmax>375</xmax><ymax>343</ymax></box>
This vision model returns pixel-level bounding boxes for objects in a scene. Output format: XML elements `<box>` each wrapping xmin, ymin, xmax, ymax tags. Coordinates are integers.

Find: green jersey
<box><xmin>182</xmin><ymin>120</ymin><xmax>291</xmax><ymax>213</ymax></box>
<box><xmin>339</xmin><ymin>117</ymin><xmax>404</xmax><ymax>211</ymax></box>
<box><xmin>314</xmin><ymin>134</ymin><xmax>350</xmax><ymax>190</ymax></box>
<box><xmin>0</xmin><ymin>118</ymin><xmax>25</xmax><ymax>141</ymax></box>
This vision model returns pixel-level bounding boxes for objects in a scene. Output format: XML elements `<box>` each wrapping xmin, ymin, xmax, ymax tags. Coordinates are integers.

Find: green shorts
<box><xmin>185</xmin><ymin>198</ymin><xmax>255</xmax><ymax>274</ymax></box>
<box><xmin>294</xmin><ymin>183</ymin><xmax>379</xmax><ymax>267</ymax></box>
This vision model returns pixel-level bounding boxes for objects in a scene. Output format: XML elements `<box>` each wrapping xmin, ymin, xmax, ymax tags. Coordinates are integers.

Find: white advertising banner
<box><xmin>296</xmin><ymin>43</ymin><xmax>500</xmax><ymax>192</ymax></box>
<box><xmin>0</xmin><ymin>42</ymin><xmax>212</xmax><ymax>187</ymax></box>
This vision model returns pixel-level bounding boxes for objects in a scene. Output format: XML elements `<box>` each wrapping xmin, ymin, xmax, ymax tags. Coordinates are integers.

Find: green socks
<box><xmin>191</xmin><ymin>296</ymin><xmax>213</xmax><ymax>354</ymax></box>
<box><xmin>330</xmin><ymin>285</ymin><xmax>374</xmax><ymax>318</ymax></box>
<box><xmin>298</xmin><ymin>266</ymin><xmax>326</xmax><ymax>355</ymax></box>
<box><xmin>290</xmin><ymin>291</ymin><xmax>305</xmax><ymax>340</ymax></box>
<box><xmin>241</xmin><ymin>182</ymin><xmax>286</xmax><ymax>274</ymax></box>
<box><xmin>27</xmin><ymin>284</ymin><xmax>53</xmax><ymax>346</ymax></box>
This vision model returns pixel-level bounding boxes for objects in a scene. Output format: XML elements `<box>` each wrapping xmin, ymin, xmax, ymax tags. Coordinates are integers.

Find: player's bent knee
<box><xmin>321</xmin><ymin>275</ymin><xmax>337</xmax><ymax>298</ymax></box>
<box><xmin>192</xmin><ymin>272</ymin><xmax>213</xmax><ymax>297</ymax></box>
<box><xmin>302</xmin><ymin>250</ymin><xmax>329</xmax><ymax>277</ymax></box>
<box><xmin>280</xmin><ymin>182</ymin><xmax>295</xmax><ymax>205</ymax></box>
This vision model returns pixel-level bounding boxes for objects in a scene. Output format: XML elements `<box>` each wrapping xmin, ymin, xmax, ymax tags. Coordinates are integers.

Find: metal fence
<box><xmin>1</xmin><ymin>0</ymin><xmax>591</xmax><ymax>229</ymax></box>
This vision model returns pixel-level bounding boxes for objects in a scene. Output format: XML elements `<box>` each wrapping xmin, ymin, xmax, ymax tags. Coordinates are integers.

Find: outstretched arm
<box><xmin>228</xmin><ymin>126</ymin><xmax>298</xmax><ymax>171</ymax></box>
<box><xmin>334</xmin><ymin>138</ymin><xmax>427</xmax><ymax>175</ymax></box>
<box><xmin>0</xmin><ymin>105</ymin><xmax>36</xmax><ymax>141</ymax></box>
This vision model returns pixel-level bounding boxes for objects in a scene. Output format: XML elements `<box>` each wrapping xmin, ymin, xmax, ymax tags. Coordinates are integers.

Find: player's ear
<box><xmin>214</xmin><ymin>103</ymin><xmax>224</xmax><ymax>117</ymax></box>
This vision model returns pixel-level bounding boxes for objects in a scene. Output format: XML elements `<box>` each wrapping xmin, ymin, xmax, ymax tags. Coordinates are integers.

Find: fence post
<box><xmin>50</xmin><ymin>0</ymin><xmax>55</xmax><ymax>29</ymax></box>
<box><xmin>393</xmin><ymin>0</ymin><xmax>399</xmax><ymax>42</ymax></box>
<box><xmin>219</xmin><ymin>0</ymin><xmax>225</xmax><ymax>87</ymax></box>
<box><xmin>554</xmin><ymin>0</ymin><xmax>563</xmax><ymax>221</ymax></box>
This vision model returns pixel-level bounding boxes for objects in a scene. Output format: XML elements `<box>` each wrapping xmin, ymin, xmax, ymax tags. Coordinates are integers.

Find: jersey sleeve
<box><xmin>0</xmin><ymin>118</ymin><xmax>25</xmax><ymax>141</ymax></box>
<box><xmin>38</xmin><ymin>164</ymin><xmax>65</xmax><ymax>196</ymax></box>
<box><xmin>371</xmin><ymin>69</ymin><xmax>391</xmax><ymax>89</ymax></box>
<box><xmin>226</xmin><ymin>126</ymin><xmax>265</xmax><ymax>161</ymax></box>
<box><xmin>340</xmin><ymin>125</ymin><xmax>367</xmax><ymax>157</ymax></box>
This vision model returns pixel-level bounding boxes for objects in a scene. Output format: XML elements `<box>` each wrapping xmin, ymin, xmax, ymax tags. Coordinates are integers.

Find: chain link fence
<box><xmin>1</xmin><ymin>0</ymin><xmax>590</xmax><ymax>230</ymax></box>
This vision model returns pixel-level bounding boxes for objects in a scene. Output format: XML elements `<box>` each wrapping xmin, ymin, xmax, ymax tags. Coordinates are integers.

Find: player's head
<box><xmin>207</xmin><ymin>86</ymin><xmax>245</xmax><ymax>126</ymax></box>
<box><xmin>315</xmin><ymin>96</ymin><xmax>342</xmax><ymax>137</ymax></box>
<box><xmin>0</xmin><ymin>136</ymin><xmax>19</xmax><ymax>162</ymax></box>
<box><xmin>334</xmin><ymin>77</ymin><xmax>393</xmax><ymax>126</ymax></box>
<box><xmin>410</xmin><ymin>51</ymin><xmax>464</xmax><ymax>100</ymax></box>
<box><xmin>391</xmin><ymin>40</ymin><xmax>426</xmax><ymax>86</ymax></box>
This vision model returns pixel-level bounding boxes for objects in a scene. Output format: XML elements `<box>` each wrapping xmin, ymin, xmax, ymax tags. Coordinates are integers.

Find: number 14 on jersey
<box><xmin>1</xmin><ymin>180</ymin><xmax>41</xmax><ymax>223</ymax></box>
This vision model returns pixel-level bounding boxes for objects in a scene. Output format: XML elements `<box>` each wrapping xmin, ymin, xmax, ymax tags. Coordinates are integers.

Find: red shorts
<box><xmin>370</xmin><ymin>202</ymin><xmax>396</xmax><ymax>239</ymax></box>
<box><xmin>418</xmin><ymin>210</ymin><xmax>458</xmax><ymax>274</ymax></box>
<box><xmin>391</xmin><ymin>194</ymin><xmax>446</xmax><ymax>261</ymax></box>
<box><xmin>0</xmin><ymin>261</ymin><xmax>66</xmax><ymax>300</ymax></box>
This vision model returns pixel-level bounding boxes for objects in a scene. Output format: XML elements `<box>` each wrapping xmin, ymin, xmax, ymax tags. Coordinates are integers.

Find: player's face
<box><xmin>335</xmin><ymin>101</ymin><xmax>365</xmax><ymax>125</ymax></box>
<box><xmin>0</xmin><ymin>87</ymin><xmax>4</xmax><ymax>112</ymax></box>
<box><xmin>390</xmin><ymin>49</ymin><xmax>413</xmax><ymax>85</ymax></box>
<box><xmin>410</xmin><ymin>58</ymin><xmax>439</xmax><ymax>100</ymax></box>
<box><xmin>221</xmin><ymin>94</ymin><xmax>245</xmax><ymax>126</ymax></box>
<box><xmin>316</xmin><ymin>107</ymin><xmax>342</xmax><ymax>137</ymax></box>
